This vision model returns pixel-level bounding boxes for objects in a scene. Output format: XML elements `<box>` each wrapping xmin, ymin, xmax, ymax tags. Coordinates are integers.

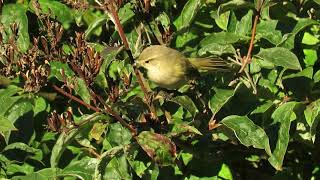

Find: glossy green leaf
<box><xmin>169</xmin><ymin>95</ymin><xmax>199</xmax><ymax>118</ymax></box>
<box><xmin>268</xmin><ymin>102</ymin><xmax>298</xmax><ymax>170</ymax></box>
<box><xmin>198</xmin><ymin>43</ymin><xmax>236</xmax><ymax>56</ymax></box>
<box><xmin>74</xmin><ymin>77</ymin><xmax>91</xmax><ymax>104</ymax></box>
<box><xmin>251</xmin><ymin>101</ymin><xmax>274</xmax><ymax>115</ymax></box>
<box><xmin>118</xmin><ymin>3</ymin><xmax>135</xmax><ymax>24</ymax></box>
<box><xmin>33</xmin><ymin>97</ymin><xmax>49</xmax><ymax>117</ymax></box>
<box><xmin>136</xmin><ymin>131</ymin><xmax>176</xmax><ymax>166</ymax></box>
<box><xmin>3</xmin><ymin>142</ymin><xmax>42</xmax><ymax>161</ymax></box>
<box><xmin>61</xmin><ymin>157</ymin><xmax>98</xmax><ymax>179</ymax></box>
<box><xmin>106</xmin><ymin>123</ymin><xmax>132</xmax><ymax>147</ymax></box>
<box><xmin>11</xmin><ymin>168</ymin><xmax>60</xmax><ymax>180</ymax></box>
<box><xmin>174</xmin><ymin>0</ymin><xmax>204</xmax><ymax>31</ymax></box>
<box><xmin>303</xmin><ymin>49</ymin><xmax>318</xmax><ymax>66</ymax></box>
<box><xmin>218</xmin><ymin>0</ymin><xmax>254</xmax><ymax>14</ymax></box>
<box><xmin>304</xmin><ymin>99</ymin><xmax>320</xmax><ymax>142</ymax></box>
<box><xmin>1</xmin><ymin>4</ymin><xmax>29</xmax><ymax>52</ymax></box>
<box><xmin>0</xmin><ymin>115</ymin><xmax>17</xmax><ymax>133</ymax></box>
<box><xmin>200</xmin><ymin>32</ymin><xmax>241</xmax><ymax>46</ymax></box>
<box><xmin>93</xmin><ymin>146</ymin><xmax>125</xmax><ymax>179</ymax></box>
<box><xmin>256</xmin><ymin>20</ymin><xmax>282</xmax><ymax>45</ymax></box>
<box><xmin>314</xmin><ymin>70</ymin><xmax>320</xmax><ymax>83</ymax></box>
<box><xmin>218</xmin><ymin>164</ymin><xmax>233</xmax><ymax>180</ymax></box>
<box><xmin>283</xmin><ymin>67</ymin><xmax>313</xmax><ymax>80</ymax></box>
<box><xmin>212</xmin><ymin>11</ymin><xmax>230</xmax><ymax>31</ymax></box>
<box><xmin>50</xmin><ymin>113</ymin><xmax>107</xmax><ymax>168</ymax></box>
<box><xmin>89</xmin><ymin>122</ymin><xmax>107</xmax><ymax>141</ymax></box>
<box><xmin>209</xmin><ymin>88</ymin><xmax>237</xmax><ymax>118</ymax></box>
<box><xmin>49</xmin><ymin>61</ymin><xmax>75</xmax><ymax>81</ymax></box>
<box><xmin>221</xmin><ymin>115</ymin><xmax>272</xmax><ymax>156</ymax></box>
<box><xmin>235</xmin><ymin>10</ymin><xmax>253</xmax><ymax>36</ymax></box>
<box><xmin>171</xmin><ymin>122</ymin><xmax>202</xmax><ymax>137</ymax></box>
<box><xmin>38</xmin><ymin>0</ymin><xmax>73</xmax><ymax>28</ymax></box>
<box><xmin>85</xmin><ymin>15</ymin><xmax>108</xmax><ymax>39</ymax></box>
<box><xmin>256</xmin><ymin>47</ymin><xmax>301</xmax><ymax>70</ymax></box>
<box><xmin>279</xmin><ymin>18</ymin><xmax>319</xmax><ymax>49</ymax></box>
<box><xmin>102</xmin><ymin>154</ymin><xmax>131</xmax><ymax>180</ymax></box>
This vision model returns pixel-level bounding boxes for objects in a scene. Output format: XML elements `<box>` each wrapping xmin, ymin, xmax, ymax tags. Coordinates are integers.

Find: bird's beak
<box><xmin>134</xmin><ymin>61</ymin><xmax>141</xmax><ymax>68</ymax></box>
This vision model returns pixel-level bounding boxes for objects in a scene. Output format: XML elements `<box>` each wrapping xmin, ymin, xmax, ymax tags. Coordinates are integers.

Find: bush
<box><xmin>0</xmin><ymin>0</ymin><xmax>320</xmax><ymax>179</ymax></box>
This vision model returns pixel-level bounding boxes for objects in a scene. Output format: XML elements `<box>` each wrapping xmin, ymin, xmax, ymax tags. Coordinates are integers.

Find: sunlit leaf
<box><xmin>174</xmin><ymin>0</ymin><xmax>204</xmax><ymax>31</ymax></box>
<box><xmin>221</xmin><ymin>115</ymin><xmax>272</xmax><ymax>155</ymax></box>
<box><xmin>136</xmin><ymin>131</ymin><xmax>176</xmax><ymax>166</ymax></box>
<box><xmin>256</xmin><ymin>47</ymin><xmax>301</xmax><ymax>70</ymax></box>
<box><xmin>268</xmin><ymin>102</ymin><xmax>299</xmax><ymax>170</ymax></box>
<box><xmin>37</xmin><ymin>0</ymin><xmax>73</xmax><ymax>28</ymax></box>
<box><xmin>1</xmin><ymin>4</ymin><xmax>29</xmax><ymax>52</ymax></box>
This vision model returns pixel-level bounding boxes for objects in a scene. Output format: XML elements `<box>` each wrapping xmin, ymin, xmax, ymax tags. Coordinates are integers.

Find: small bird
<box><xmin>136</xmin><ymin>45</ymin><xmax>227</xmax><ymax>89</ymax></box>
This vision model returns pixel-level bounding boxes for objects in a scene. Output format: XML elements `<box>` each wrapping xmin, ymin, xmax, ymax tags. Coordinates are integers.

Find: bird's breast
<box><xmin>146</xmin><ymin>61</ymin><xmax>187</xmax><ymax>89</ymax></box>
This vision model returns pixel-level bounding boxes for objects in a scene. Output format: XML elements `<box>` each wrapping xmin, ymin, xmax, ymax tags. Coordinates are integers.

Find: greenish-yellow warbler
<box><xmin>136</xmin><ymin>45</ymin><xmax>227</xmax><ymax>89</ymax></box>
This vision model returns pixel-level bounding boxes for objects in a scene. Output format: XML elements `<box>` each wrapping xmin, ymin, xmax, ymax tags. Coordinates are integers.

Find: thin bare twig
<box><xmin>52</xmin><ymin>84</ymin><xmax>100</xmax><ymax>112</ymax></box>
<box><xmin>239</xmin><ymin>0</ymin><xmax>264</xmax><ymax>73</ymax></box>
<box><xmin>98</xmin><ymin>0</ymin><xmax>158</xmax><ymax>119</ymax></box>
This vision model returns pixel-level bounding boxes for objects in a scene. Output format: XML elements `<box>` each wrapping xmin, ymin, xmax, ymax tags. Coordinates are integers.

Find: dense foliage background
<box><xmin>1</xmin><ymin>0</ymin><xmax>320</xmax><ymax>179</ymax></box>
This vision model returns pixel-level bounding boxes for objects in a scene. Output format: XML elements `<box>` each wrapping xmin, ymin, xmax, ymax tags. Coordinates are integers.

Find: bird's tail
<box><xmin>188</xmin><ymin>58</ymin><xmax>230</xmax><ymax>71</ymax></box>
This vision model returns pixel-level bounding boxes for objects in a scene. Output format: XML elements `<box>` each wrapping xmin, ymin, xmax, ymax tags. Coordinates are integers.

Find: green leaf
<box><xmin>173</xmin><ymin>0</ymin><xmax>204</xmax><ymax>31</ymax></box>
<box><xmin>50</xmin><ymin>113</ymin><xmax>107</xmax><ymax>168</ymax></box>
<box><xmin>169</xmin><ymin>95</ymin><xmax>199</xmax><ymax>118</ymax></box>
<box><xmin>5</xmin><ymin>163</ymin><xmax>34</xmax><ymax>176</ymax></box>
<box><xmin>11</xmin><ymin>168</ymin><xmax>61</xmax><ymax>180</ymax></box>
<box><xmin>118</xmin><ymin>3</ymin><xmax>135</xmax><ymax>25</ymax></box>
<box><xmin>218</xmin><ymin>0</ymin><xmax>254</xmax><ymax>14</ymax></box>
<box><xmin>304</xmin><ymin>99</ymin><xmax>320</xmax><ymax>142</ymax></box>
<box><xmin>212</xmin><ymin>11</ymin><xmax>230</xmax><ymax>31</ymax></box>
<box><xmin>1</xmin><ymin>4</ymin><xmax>29</xmax><ymax>52</ymax></box>
<box><xmin>235</xmin><ymin>10</ymin><xmax>253</xmax><ymax>36</ymax></box>
<box><xmin>136</xmin><ymin>131</ymin><xmax>177</xmax><ymax>166</ymax></box>
<box><xmin>302</xmin><ymin>32</ymin><xmax>320</xmax><ymax>45</ymax></box>
<box><xmin>218</xmin><ymin>164</ymin><xmax>233</xmax><ymax>180</ymax></box>
<box><xmin>256</xmin><ymin>47</ymin><xmax>301</xmax><ymax>70</ymax></box>
<box><xmin>279</xmin><ymin>18</ymin><xmax>319</xmax><ymax>49</ymax></box>
<box><xmin>221</xmin><ymin>115</ymin><xmax>271</xmax><ymax>156</ymax></box>
<box><xmin>49</xmin><ymin>61</ymin><xmax>75</xmax><ymax>81</ymax></box>
<box><xmin>198</xmin><ymin>43</ymin><xmax>236</xmax><ymax>56</ymax></box>
<box><xmin>171</xmin><ymin>122</ymin><xmax>202</xmax><ymax>137</ymax></box>
<box><xmin>250</xmin><ymin>101</ymin><xmax>274</xmax><ymax>115</ymax></box>
<box><xmin>303</xmin><ymin>49</ymin><xmax>318</xmax><ymax>66</ymax></box>
<box><xmin>106</xmin><ymin>123</ymin><xmax>132</xmax><ymax>147</ymax></box>
<box><xmin>93</xmin><ymin>146</ymin><xmax>125</xmax><ymax>179</ymax></box>
<box><xmin>0</xmin><ymin>115</ymin><xmax>17</xmax><ymax>133</ymax></box>
<box><xmin>268</xmin><ymin>102</ymin><xmax>298</xmax><ymax>170</ymax></box>
<box><xmin>209</xmin><ymin>87</ymin><xmax>237</xmax><ymax>118</ymax></box>
<box><xmin>314</xmin><ymin>70</ymin><xmax>320</xmax><ymax>83</ymax></box>
<box><xmin>37</xmin><ymin>0</ymin><xmax>73</xmax><ymax>29</ymax></box>
<box><xmin>74</xmin><ymin>77</ymin><xmax>91</xmax><ymax>104</ymax></box>
<box><xmin>200</xmin><ymin>32</ymin><xmax>241</xmax><ymax>46</ymax></box>
<box><xmin>34</xmin><ymin>97</ymin><xmax>49</xmax><ymax>117</ymax></box>
<box><xmin>3</xmin><ymin>142</ymin><xmax>42</xmax><ymax>161</ymax></box>
<box><xmin>283</xmin><ymin>67</ymin><xmax>313</xmax><ymax>80</ymax></box>
<box><xmin>256</xmin><ymin>20</ymin><xmax>283</xmax><ymax>45</ymax></box>
<box><xmin>85</xmin><ymin>15</ymin><xmax>108</xmax><ymax>39</ymax></box>
<box><xmin>89</xmin><ymin>122</ymin><xmax>107</xmax><ymax>141</ymax></box>
<box><xmin>102</xmin><ymin>154</ymin><xmax>131</xmax><ymax>180</ymax></box>
<box><xmin>61</xmin><ymin>157</ymin><xmax>98</xmax><ymax>179</ymax></box>
<box><xmin>94</xmin><ymin>48</ymin><xmax>119</xmax><ymax>89</ymax></box>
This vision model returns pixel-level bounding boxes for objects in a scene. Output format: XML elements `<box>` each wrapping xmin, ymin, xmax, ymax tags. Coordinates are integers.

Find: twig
<box><xmin>52</xmin><ymin>84</ymin><xmax>100</xmax><ymax>112</ymax></box>
<box><xmin>99</xmin><ymin>0</ymin><xmax>158</xmax><ymax>119</ymax></box>
<box><xmin>238</xmin><ymin>0</ymin><xmax>263</xmax><ymax>73</ymax></box>
<box><xmin>52</xmin><ymin>84</ymin><xmax>137</xmax><ymax>134</ymax></box>
<box><xmin>93</xmin><ymin>92</ymin><xmax>137</xmax><ymax>135</ymax></box>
